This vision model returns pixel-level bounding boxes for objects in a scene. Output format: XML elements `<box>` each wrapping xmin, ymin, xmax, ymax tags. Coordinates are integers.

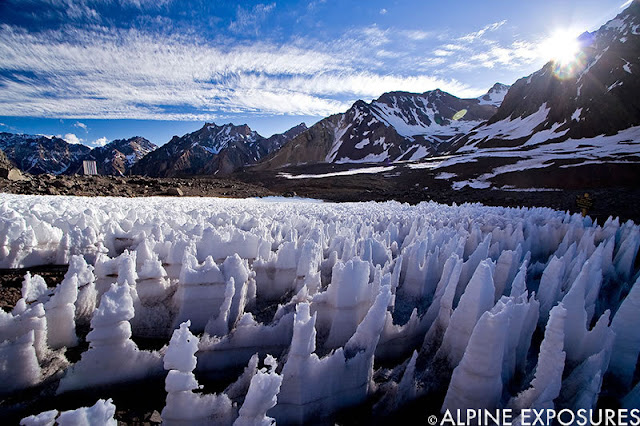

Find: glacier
<box><xmin>0</xmin><ymin>194</ymin><xmax>638</xmax><ymax>424</ymax></box>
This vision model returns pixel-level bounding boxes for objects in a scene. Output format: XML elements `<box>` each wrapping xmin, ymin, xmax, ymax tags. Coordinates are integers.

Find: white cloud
<box><xmin>358</xmin><ymin>25</ymin><xmax>390</xmax><ymax>46</ymax></box>
<box><xmin>376</xmin><ymin>49</ymin><xmax>403</xmax><ymax>59</ymax></box>
<box><xmin>418</xmin><ymin>57</ymin><xmax>447</xmax><ymax>67</ymax></box>
<box><xmin>433</xmin><ymin>49</ymin><xmax>454</xmax><ymax>57</ymax></box>
<box><xmin>0</xmin><ymin>22</ymin><xmax>494</xmax><ymax>120</ymax></box>
<box><xmin>621</xmin><ymin>0</ymin><xmax>633</xmax><ymax>8</ymax></box>
<box><xmin>92</xmin><ymin>136</ymin><xmax>109</xmax><ymax>146</ymax></box>
<box><xmin>0</xmin><ymin>25</ymin><xmax>354</xmax><ymax>118</ymax></box>
<box><xmin>74</xmin><ymin>121</ymin><xmax>88</xmax><ymax>131</ymax></box>
<box><xmin>235</xmin><ymin>72</ymin><xmax>479</xmax><ymax>99</ymax></box>
<box><xmin>379</xmin><ymin>8</ymin><xmax>387</xmax><ymax>15</ymax></box>
<box><xmin>118</xmin><ymin>0</ymin><xmax>173</xmax><ymax>8</ymax></box>
<box><xmin>63</xmin><ymin>133</ymin><xmax>82</xmax><ymax>144</ymax></box>
<box><xmin>441</xmin><ymin>43</ymin><xmax>466</xmax><ymax>51</ymax></box>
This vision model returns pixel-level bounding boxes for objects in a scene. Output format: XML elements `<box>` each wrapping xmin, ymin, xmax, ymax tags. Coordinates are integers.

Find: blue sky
<box><xmin>0</xmin><ymin>0</ymin><xmax>630</xmax><ymax>147</ymax></box>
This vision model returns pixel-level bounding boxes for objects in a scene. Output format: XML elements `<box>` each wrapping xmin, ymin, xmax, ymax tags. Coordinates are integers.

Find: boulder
<box><xmin>0</xmin><ymin>167</ymin><xmax>28</xmax><ymax>181</ymax></box>
<box><xmin>166</xmin><ymin>187</ymin><xmax>184</xmax><ymax>196</ymax></box>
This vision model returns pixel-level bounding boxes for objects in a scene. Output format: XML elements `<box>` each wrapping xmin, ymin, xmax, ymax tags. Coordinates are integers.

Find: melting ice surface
<box><xmin>1</xmin><ymin>194</ymin><xmax>639</xmax><ymax>424</ymax></box>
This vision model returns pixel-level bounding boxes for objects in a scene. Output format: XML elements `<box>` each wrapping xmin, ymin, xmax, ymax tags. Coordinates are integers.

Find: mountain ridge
<box><xmin>257</xmin><ymin>85</ymin><xmax>505</xmax><ymax>170</ymax></box>
<box><xmin>0</xmin><ymin>133</ymin><xmax>91</xmax><ymax>175</ymax></box>
<box><xmin>0</xmin><ymin>133</ymin><xmax>157</xmax><ymax>176</ymax></box>
<box><xmin>131</xmin><ymin>122</ymin><xmax>307</xmax><ymax>177</ymax></box>
<box><xmin>3</xmin><ymin>3</ymin><xmax>639</xmax><ymax>181</ymax></box>
<box><xmin>65</xmin><ymin>136</ymin><xmax>157</xmax><ymax>176</ymax></box>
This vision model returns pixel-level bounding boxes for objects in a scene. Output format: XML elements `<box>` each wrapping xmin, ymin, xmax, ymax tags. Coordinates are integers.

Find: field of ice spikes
<box><xmin>1</xmin><ymin>194</ymin><xmax>639</xmax><ymax>425</ymax></box>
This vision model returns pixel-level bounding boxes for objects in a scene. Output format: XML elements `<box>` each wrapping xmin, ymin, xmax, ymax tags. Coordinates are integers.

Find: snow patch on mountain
<box><xmin>459</xmin><ymin>103</ymin><xmax>552</xmax><ymax>152</ymax></box>
<box><xmin>440</xmin><ymin>125</ymin><xmax>640</xmax><ymax>189</ymax></box>
<box><xmin>278</xmin><ymin>166</ymin><xmax>395</xmax><ymax>179</ymax></box>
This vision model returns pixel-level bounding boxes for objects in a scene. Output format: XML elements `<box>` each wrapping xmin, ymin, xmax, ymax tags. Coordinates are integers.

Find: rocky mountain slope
<box><xmin>452</xmin><ymin>1</ymin><xmax>640</xmax><ymax>152</ymax></box>
<box><xmin>257</xmin><ymin>87</ymin><xmax>502</xmax><ymax>169</ymax></box>
<box><xmin>65</xmin><ymin>137</ymin><xmax>157</xmax><ymax>176</ymax></box>
<box><xmin>261</xmin><ymin>122</ymin><xmax>308</xmax><ymax>154</ymax></box>
<box><xmin>0</xmin><ymin>133</ymin><xmax>91</xmax><ymax>175</ymax></box>
<box><xmin>131</xmin><ymin>122</ymin><xmax>306</xmax><ymax>177</ymax></box>
<box><xmin>0</xmin><ymin>148</ymin><xmax>14</xmax><ymax>170</ymax></box>
<box><xmin>425</xmin><ymin>1</ymin><xmax>640</xmax><ymax>190</ymax></box>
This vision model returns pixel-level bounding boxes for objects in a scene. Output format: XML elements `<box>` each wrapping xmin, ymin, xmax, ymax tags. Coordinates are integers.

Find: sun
<box><xmin>540</xmin><ymin>30</ymin><xmax>581</xmax><ymax>65</ymax></box>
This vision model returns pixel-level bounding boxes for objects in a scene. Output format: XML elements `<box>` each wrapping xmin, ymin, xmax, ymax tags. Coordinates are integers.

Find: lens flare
<box><xmin>452</xmin><ymin>109</ymin><xmax>467</xmax><ymax>120</ymax></box>
<box><xmin>541</xmin><ymin>31</ymin><xmax>581</xmax><ymax>64</ymax></box>
<box><xmin>539</xmin><ymin>30</ymin><xmax>585</xmax><ymax>79</ymax></box>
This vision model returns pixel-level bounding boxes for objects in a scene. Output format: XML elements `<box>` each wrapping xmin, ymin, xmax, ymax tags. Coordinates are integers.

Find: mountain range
<box><xmin>0</xmin><ymin>133</ymin><xmax>91</xmax><ymax>175</ymax></box>
<box><xmin>257</xmin><ymin>85</ymin><xmax>507</xmax><ymax>169</ymax></box>
<box><xmin>0</xmin><ymin>2</ymin><xmax>638</xmax><ymax>183</ymax></box>
<box><xmin>131</xmin><ymin>122</ymin><xmax>307</xmax><ymax>177</ymax></box>
<box><xmin>67</xmin><ymin>137</ymin><xmax>158</xmax><ymax>176</ymax></box>
<box><xmin>0</xmin><ymin>133</ymin><xmax>157</xmax><ymax>176</ymax></box>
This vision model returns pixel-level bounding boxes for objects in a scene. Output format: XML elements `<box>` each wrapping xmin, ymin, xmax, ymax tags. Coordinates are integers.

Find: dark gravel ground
<box><xmin>0</xmin><ymin>173</ymin><xmax>276</xmax><ymax>198</ymax></box>
<box><xmin>2</xmin><ymin>160</ymin><xmax>639</xmax><ymax>222</ymax></box>
<box><xmin>0</xmin><ymin>265</ymin><xmax>68</xmax><ymax>311</ymax></box>
<box><xmin>236</xmin><ymin>162</ymin><xmax>640</xmax><ymax>223</ymax></box>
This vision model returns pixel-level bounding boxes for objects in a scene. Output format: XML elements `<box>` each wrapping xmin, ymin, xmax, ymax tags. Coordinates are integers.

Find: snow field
<box><xmin>0</xmin><ymin>194</ymin><xmax>639</xmax><ymax>424</ymax></box>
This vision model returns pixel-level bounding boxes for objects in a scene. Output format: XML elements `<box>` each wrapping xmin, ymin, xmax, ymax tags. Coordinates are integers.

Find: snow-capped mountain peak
<box><xmin>259</xmin><ymin>88</ymin><xmax>501</xmax><ymax>168</ymax></box>
<box><xmin>477</xmin><ymin>83</ymin><xmax>510</xmax><ymax>107</ymax></box>
<box><xmin>131</xmin><ymin>122</ymin><xmax>306</xmax><ymax>177</ymax></box>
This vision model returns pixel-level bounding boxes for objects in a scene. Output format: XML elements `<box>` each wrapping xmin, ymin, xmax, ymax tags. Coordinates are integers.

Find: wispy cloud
<box><xmin>229</xmin><ymin>3</ymin><xmax>276</xmax><ymax>35</ymax></box>
<box><xmin>402</xmin><ymin>30</ymin><xmax>433</xmax><ymax>41</ymax></box>
<box><xmin>0</xmin><ymin>23</ymin><xmax>482</xmax><ymax>120</ymax></box>
<box><xmin>459</xmin><ymin>20</ymin><xmax>507</xmax><ymax>42</ymax></box>
<box><xmin>415</xmin><ymin>20</ymin><xmax>545</xmax><ymax>72</ymax></box>
<box><xmin>433</xmin><ymin>49</ymin><xmax>454</xmax><ymax>57</ymax></box>
<box><xmin>74</xmin><ymin>121</ymin><xmax>88</xmax><ymax>131</ymax></box>
<box><xmin>307</xmin><ymin>0</ymin><xmax>326</xmax><ymax>9</ymax></box>
<box><xmin>118</xmin><ymin>0</ymin><xmax>173</xmax><ymax>8</ymax></box>
<box><xmin>620</xmin><ymin>0</ymin><xmax>633</xmax><ymax>8</ymax></box>
<box><xmin>379</xmin><ymin>8</ymin><xmax>387</xmax><ymax>15</ymax></box>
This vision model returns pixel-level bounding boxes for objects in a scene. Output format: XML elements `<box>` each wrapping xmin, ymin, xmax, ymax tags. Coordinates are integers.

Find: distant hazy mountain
<box><xmin>257</xmin><ymin>86</ymin><xmax>503</xmax><ymax>169</ymax></box>
<box><xmin>131</xmin><ymin>122</ymin><xmax>307</xmax><ymax>177</ymax></box>
<box><xmin>65</xmin><ymin>136</ymin><xmax>157</xmax><ymax>176</ymax></box>
<box><xmin>0</xmin><ymin>133</ymin><xmax>157</xmax><ymax>176</ymax></box>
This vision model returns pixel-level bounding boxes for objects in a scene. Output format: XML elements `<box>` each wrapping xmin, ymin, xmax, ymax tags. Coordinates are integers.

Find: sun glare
<box><xmin>539</xmin><ymin>29</ymin><xmax>585</xmax><ymax>79</ymax></box>
<box><xmin>540</xmin><ymin>30</ymin><xmax>581</xmax><ymax>65</ymax></box>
